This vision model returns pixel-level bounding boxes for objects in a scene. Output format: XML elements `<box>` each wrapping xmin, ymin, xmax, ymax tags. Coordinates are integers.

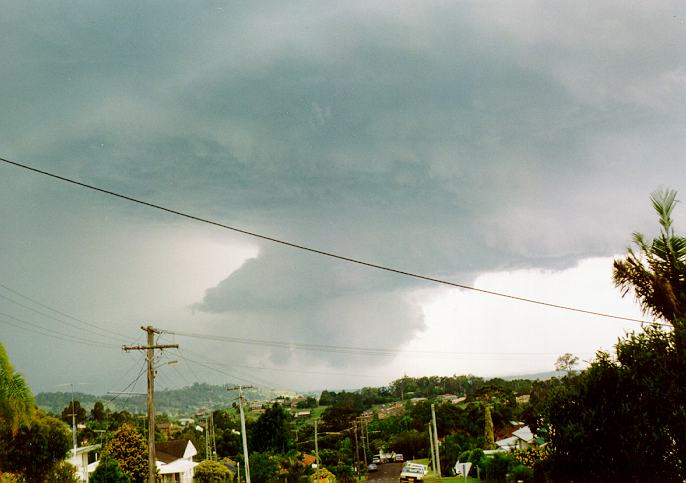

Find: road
<box><xmin>367</xmin><ymin>462</ymin><xmax>403</xmax><ymax>483</ymax></box>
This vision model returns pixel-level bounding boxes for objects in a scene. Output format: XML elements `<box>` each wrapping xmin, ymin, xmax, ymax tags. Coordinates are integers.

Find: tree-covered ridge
<box><xmin>36</xmin><ymin>382</ymin><xmax>280</xmax><ymax>415</ymax></box>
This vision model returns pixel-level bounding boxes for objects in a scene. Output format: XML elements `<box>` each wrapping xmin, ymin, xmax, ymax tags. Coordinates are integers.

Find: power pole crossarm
<box><xmin>122</xmin><ymin>325</ymin><xmax>178</xmax><ymax>483</ymax></box>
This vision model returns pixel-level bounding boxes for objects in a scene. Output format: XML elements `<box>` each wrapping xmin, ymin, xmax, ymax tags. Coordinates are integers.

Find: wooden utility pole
<box><xmin>314</xmin><ymin>419</ymin><xmax>320</xmax><ymax>483</ymax></box>
<box><xmin>228</xmin><ymin>385</ymin><xmax>254</xmax><ymax>483</ymax></box>
<box><xmin>123</xmin><ymin>326</ymin><xmax>178</xmax><ymax>483</ymax></box>
<box><xmin>431</xmin><ymin>404</ymin><xmax>441</xmax><ymax>477</ymax></box>
<box><xmin>428</xmin><ymin>423</ymin><xmax>436</xmax><ymax>475</ymax></box>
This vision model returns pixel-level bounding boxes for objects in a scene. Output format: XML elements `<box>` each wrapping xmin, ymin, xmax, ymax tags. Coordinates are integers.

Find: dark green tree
<box><xmin>91</xmin><ymin>455</ymin><xmax>131</xmax><ymax>483</ymax></box>
<box><xmin>249</xmin><ymin>451</ymin><xmax>278</xmax><ymax>483</ymax></box>
<box><xmin>0</xmin><ymin>413</ymin><xmax>72</xmax><ymax>481</ymax></box>
<box><xmin>251</xmin><ymin>403</ymin><xmax>292</xmax><ymax>454</ymax></box>
<box><xmin>534</xmin><ymin>189</ymin><xmax>686</xmax><ymax>481</ymax></box>
<box><xmin>91</xmin><ymin>400</ymin><xmax>107</xmax><ymax>423</ymax></box>
<box><xmin>61</xmin><ymin>400</ymin><xmax>87</xmax><ymax>425</ymax></box>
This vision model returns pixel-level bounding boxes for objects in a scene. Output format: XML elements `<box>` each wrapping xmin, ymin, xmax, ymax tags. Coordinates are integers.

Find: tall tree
<box><xmin>251</xmin><ymin>403</ymin><xmax>293</xmax><ymax>453</ymax></box>
<box><xmin>613</xmin><ymin>188</ymin><xmax>686</xmax><ymax>331</ymax></box>
<box><xmin>104</xmin><ymin>423</ymin><xmax>149</xmax><ymax>483</ymax></box>
<box><xmin>0</xmin><ymin>342</ymin><xmax>34</xmax><ymax>435</ymax></box>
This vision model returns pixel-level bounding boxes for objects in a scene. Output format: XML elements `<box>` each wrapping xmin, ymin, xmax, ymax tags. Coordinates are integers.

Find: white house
<box><xmin>495</xmin><ymin>425</ymin><xmax>535</xmax><ymax>451</ymax></box>
<box><xmin>67</xmin><ymin>444</ymin><xmax>101</xmax><ymax>482</ymax></box>
<box><xmin>156</xmin><ymin>439</ymin><xmax>198</xmax><ymax>483</ymax></box>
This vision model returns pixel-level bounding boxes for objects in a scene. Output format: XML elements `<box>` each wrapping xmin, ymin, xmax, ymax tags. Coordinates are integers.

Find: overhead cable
<box><xmin>0</xmin><ymin>156</ymin><xmax>654</xmax><ymax>325</ymax></box>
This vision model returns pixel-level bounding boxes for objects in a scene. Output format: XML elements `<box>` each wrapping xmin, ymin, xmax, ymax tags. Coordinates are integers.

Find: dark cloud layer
<box><xmin>1</xmin><ymin>1</ymin><xmax>685</xmax><ymax>390</ymax></box>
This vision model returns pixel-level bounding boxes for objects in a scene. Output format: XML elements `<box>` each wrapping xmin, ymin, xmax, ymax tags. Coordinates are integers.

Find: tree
<box><xmin>0</xmin><ymin>341</ymin><xmax>34</xmax><ymax>435</ymax></box>
<box><xmin>483</xmin><ymin>405</ymin><xmax>495</xmax><ymax>450</ymax></box>
<box><xmin>194</xmin><ymin>459</ymin><xmax>232</xmax><ymax>482</ymax></box>
<box><xmin>531</xmin><ymin>190</ymin><xmax>686</xmax><ymax>481</ymax></box>
<box><xmin>91</xmin><ymin>455</ymin><xmax>130</xmax><ymax>483</ymax></box>
<box><xmin>248</xmin><ymin>451</ymin><xmax>278</xmax><ymax>483</ymax></box>
<box><xmin>91</xmin><ymin>401</ymin><xmax>107</xmax><ymax>423</ymax></box>
<box><xmin>104</xmin><ymin>423</ymin><xmax>148</xmax><ymax>483</ymax></box>
<box><xmin>613</xmin><ymin>188</ymin><xmax>686</xmax><ymax>330</ymax></box>
<box><xmin>553</xmin><ymin>353</ymin><xmax>579</xmax><ymax>374</ymax></box>
<box><xmin>251</xmin><ymin>403</ymin><xmax>292</xmax><ymax>453</ymax></box>
<box><xmin>0</xmin><ymin>413</ymin><xmax>72</xmax><ymax>481</ymax></box>
<box><xmin>61</xmin><ymin>400</ymin><xmax>87</xmax><ymax>425</ymax></box>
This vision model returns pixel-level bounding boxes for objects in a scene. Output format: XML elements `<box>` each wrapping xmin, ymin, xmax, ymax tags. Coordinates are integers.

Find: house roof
<box><xmin>156</xmin><ymin>440</ymin><xmax>196</xmax><ymax>464</ymax></box>
<box><xmin>512</xmin><ymin>426</ymin><xmax>534</xmax><ymax>443</ymax></box>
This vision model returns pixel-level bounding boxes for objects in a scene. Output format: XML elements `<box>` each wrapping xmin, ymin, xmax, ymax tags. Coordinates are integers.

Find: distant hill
<box><xmin>502</xmin><ymin>370</ymin><xmax>566</xmax><ymax>381</ymax></box>
<box><xmin>36</xmin><ymin>382</ymin><xmax>288</xmax><ymax>415</ymax></box>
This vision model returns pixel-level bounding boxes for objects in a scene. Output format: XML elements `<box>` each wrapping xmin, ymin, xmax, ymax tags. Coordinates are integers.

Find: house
<box><xmin>156</xmin><ymin>439</ymin><xmax>198</xmax><ymax>483</ymax></box>
<box><xmin>495</xmin><ymin>425</ymin><xmax>535</xmax><ymax>451</ymax></box>
<box><xmin>67</xmin><ymin>444</ymin><xmax>101</xmax><ymax>482</ymax></box>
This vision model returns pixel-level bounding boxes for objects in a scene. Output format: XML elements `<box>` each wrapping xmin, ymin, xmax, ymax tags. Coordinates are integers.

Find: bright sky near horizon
<box><xmin>1</xmin><ymin>1</ymin><xmax>684</xmax><ymax>395</ymax></box>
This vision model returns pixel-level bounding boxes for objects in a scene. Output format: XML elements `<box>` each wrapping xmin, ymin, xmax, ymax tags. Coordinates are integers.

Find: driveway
<box><xmin>367</xmin><ymin>462</ymin><xmax>403</xmax><ymax>483</ymax></box>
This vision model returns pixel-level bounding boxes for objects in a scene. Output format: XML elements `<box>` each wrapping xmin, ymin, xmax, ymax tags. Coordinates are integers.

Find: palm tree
<box><xmin>613</xmin><ymin>188</ymin><xmax>686</xmax><ymax>330</ymax></box>
<box><xmin>0</xmin><ymin>342</ymin><xmax>35</xmax><ymax>435</ymax></box>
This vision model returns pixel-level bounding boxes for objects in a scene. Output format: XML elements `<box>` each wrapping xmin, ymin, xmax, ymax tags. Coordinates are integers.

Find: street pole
<box><xmin>431</xmin><ymin>404</ymin><xmax>441</xmax><ymax>477</ymax></box>
<box><xmin>228</xmin><ymin>385</ymin><xmax>254</xmax><ymax>483</ymax></box>
<box><xmin>123</xmin><ymin>326</ymin><xmax>178</xmax><ymax>483</ymax></box>
<box><xmin>428</xmin><ymin>423</ymin><xmax>436</xmax><ymax>475</ymax></box>
<box><xmin>70</xmin><ymin>384</ymin><xmax>77</xmax><ymax>450</ymax></box>
<box><xmin>314</xmin><ymin>419</ymin><xmax>320</xmax><ymax>483</ymax></box>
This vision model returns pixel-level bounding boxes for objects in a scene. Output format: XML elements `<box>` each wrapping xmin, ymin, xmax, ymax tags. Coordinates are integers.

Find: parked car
<box><xmin>394</xmin><ymin>454</ymin><xmax>404</xmax><ymax>462</ymax></box>
<box><xmin>372</xmin><ymin>456</ymin><xmax>381</xmax><ymax>464</ymax></box>
<box><xmin>368</xmin><ymin>464</ymin><xmax>378</xmax><ymax>472</ymax></box>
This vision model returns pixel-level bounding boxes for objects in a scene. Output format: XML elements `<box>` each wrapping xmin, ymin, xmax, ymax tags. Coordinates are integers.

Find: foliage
<box><xmin>538</xmin><ymin>326</ymin><xmax>686</xmax><ymax>481</ymax></box>
<box><xmin>296</xmin><ymin>397</ymin><xmax>318</xmax><ymax>409</ymax></box>
<box><xmin>0</xmin><ymin>413</ymin><xmax>72</xmax><ymax>481</ymax></box>
<box><xmin>478</xmin><ymin>453</ymin><xmax>514</xmax><ymax>483</ymax></box>
<box><xmin>553</xmin><ymin>353</ymin><xmax>578</xmax><ymax>374</ymax></box>
<box><xmin>510</xmin><ymin>447</ymin><xmax>547</xmax><ymax>469</ymax></box>
<box><xmin>194</xmin><ymin>459</ymin><xmax>232</xmax><ymax>482</ymax></box>
<box><xmin>91</xmin><ymin>401</ymin><xmax>107</xmax><ymax>422</ymax></box>
<box><xmin>613</xmin><ymin>188</ymin><xmax>686</xmax><ymax>327</ymax></box>
<box><xmin>0</xmin><ymin>342</ymin><xmax>34</xmax><ymax>436</ymax></box>
<box><xmin>91</xmin><ymin>455</ymin><xmax>131</xmax><ymax>483</ymax></box>
<box><xmin>508</xmin><ymin>463</ymin><xmax>533</xmax><ymax>482</ymax></box>
<box><xmin>388</xmin><ymin>430</ymin><xmax>426</xmax><ymax>460</ymax></box>
<box><xmin>311</xmin><ymin>467</ymin><xmax>336</xmax><ymax>483</ymax></box>
<box><xmin>104</xmin><ymin>423</ymin><xmax>148</xmax><ymax>483</ymax></box>
<box><xmin>278</xmin><ymin>454</ymin><xmax>307</xmax><ymax>483</ymax></box>
<box><xmin>248</xmin><ymin>451</ymin><xmax>279</xmax><ymax>483</ymax></box>
<box><xmin>49</xmin><ymin>460</ymin><xmax>80</xmax><ymax>482</ymax></box>
<box><xmin>251</xmin><ymin>403</ymin><xmax>293</xmax><ymax>453</ymax></box>
<box><xmin>483</xmin><ymin>406</ymin><xmax>495</xmax><ymax>450</ymax></box>
<box><xmin>61</xmin><ymin>400</ymin><xmax>87</xmax><ymax>425</ymax></box>
<box><xmin>332</xmin><ymin>462</ymin><xmax>354</xmax><ymax>482</ymax></box>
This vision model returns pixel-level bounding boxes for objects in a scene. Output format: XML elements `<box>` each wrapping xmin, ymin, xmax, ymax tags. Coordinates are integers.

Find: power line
<box><xmin>0</xmin><ymin>156</ymin><xmax>654</xmax><ymax>325</ymax></box>
<box><xmin>0</xmin><ymin>291</ymin><xmax>129</xmax><ymax>343</ymax></box>
<box><xmin>0</xmin><ymin>311</ymin><xmax>118</xmax><ymax>349</ymax></box>
<box><xmin>168</xmin><ymin>330</ymin><xmax>596</xmax><ymax>358</ymax></box>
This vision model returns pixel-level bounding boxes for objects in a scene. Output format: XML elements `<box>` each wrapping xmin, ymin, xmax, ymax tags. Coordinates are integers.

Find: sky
<box><xmin>1</xmin><ymin>1</ymin><xmax>685</xmax><ymax>396</ymax></box>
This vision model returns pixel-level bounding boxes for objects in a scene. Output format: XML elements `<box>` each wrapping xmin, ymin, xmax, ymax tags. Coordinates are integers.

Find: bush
<box><xmin>91</xmin><ymin>455</ymin><xmax>130</xmax><ymax>483</ymax></box>
<box><xmin>194</xmin><ymin>459</ymin><xmax>232</xmax><ymax>482</ymax></box>
<box><xmin>479</xmin><ymin>453</ymin><xmax>514</xmax><ymax>483</ymax></box>
<box><xmin>508</xmin><ymin>464</ymin><xmax>533</xmax><ymax>482</ymax></box>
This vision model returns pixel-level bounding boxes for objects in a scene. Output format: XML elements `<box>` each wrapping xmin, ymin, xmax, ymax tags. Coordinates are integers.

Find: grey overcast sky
<box><xmin>1</xmin><ymin>1</ymin><xmax>685</xmax><ymax>395</ymax></box>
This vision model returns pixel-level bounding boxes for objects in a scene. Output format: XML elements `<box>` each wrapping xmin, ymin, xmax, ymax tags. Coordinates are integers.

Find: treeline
<box><xmin>318</xmin><ymin>374</ymin><xmax>533</xmax><ymax>409</ymax></box>
<box><xmin>36</xmin><ymin>382</ymin><xmax>274</xmax><ymax>415</ymax></box>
